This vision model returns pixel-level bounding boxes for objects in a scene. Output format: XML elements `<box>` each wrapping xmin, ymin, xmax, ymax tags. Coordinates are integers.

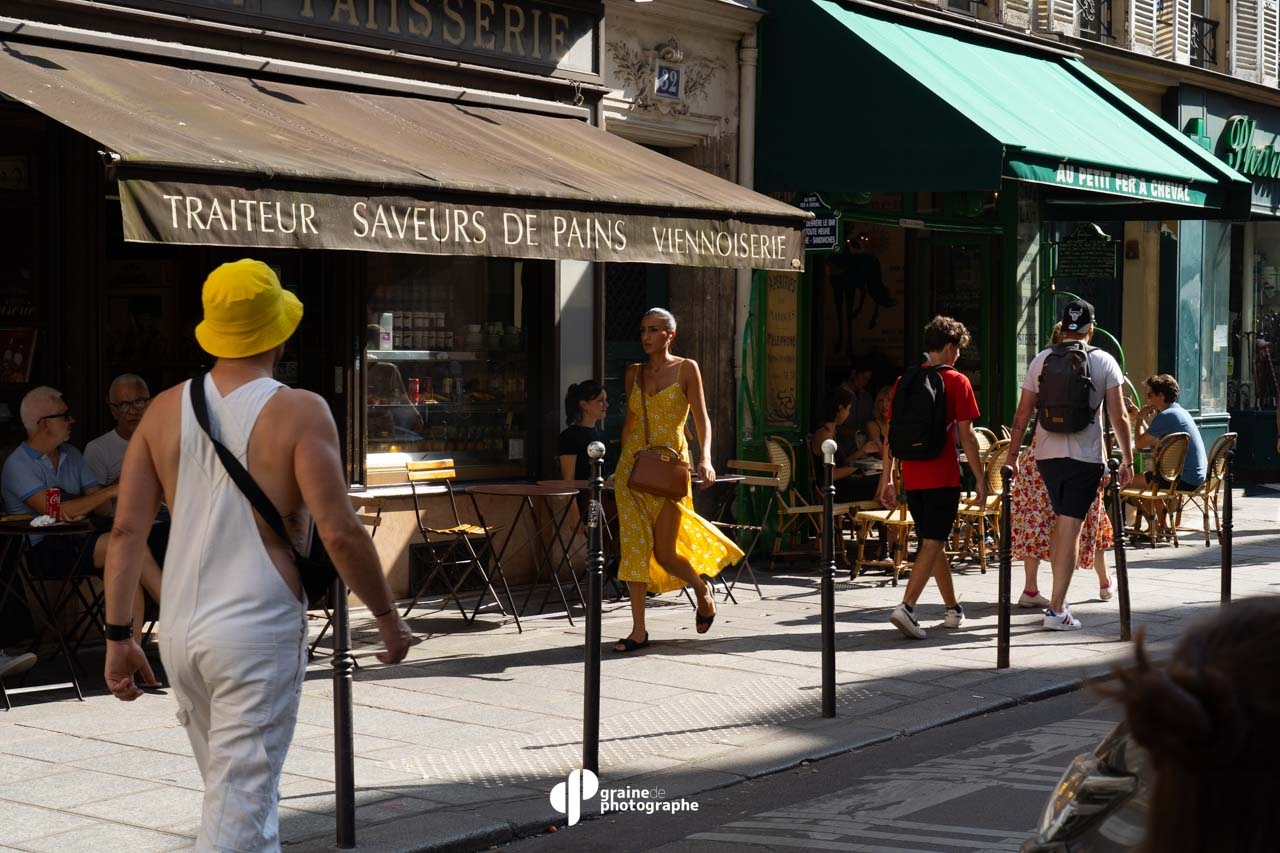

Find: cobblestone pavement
<box><xmin>0</xmin><ymin>487</ymin><xmax>1275</xmax><ymax>852</ymax></box>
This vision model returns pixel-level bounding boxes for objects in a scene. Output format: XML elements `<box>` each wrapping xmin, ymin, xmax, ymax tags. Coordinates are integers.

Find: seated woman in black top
<box><xmin>558</xmin><ymin>380</ymin><xmax>608</xmax><ymax>480</ymax></box>
<box><xmin>810</xmin><ymin>387</ymin><xmax>879</xmax><ymax>503</ymax></box>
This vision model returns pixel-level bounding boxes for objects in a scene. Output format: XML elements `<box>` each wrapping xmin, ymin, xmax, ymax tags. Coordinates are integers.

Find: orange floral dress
<box><xmin>613</xmin><ymin>363</ymin><xmax>743</xmax><ymax>593</ymax></box>
<box><xmin>1009</xmin><ymin>442</ymin><xmax>1114</xmax><ymax>568</ymax></box>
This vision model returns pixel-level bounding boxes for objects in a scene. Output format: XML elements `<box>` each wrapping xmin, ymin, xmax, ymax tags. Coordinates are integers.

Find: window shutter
<box><xmin>1263</xmin><ymin>0</ymin><xmax>1279</xmax><ymax>85</ymax></box>
<box><xmin>1005</xmin><ymin>0</ymin><xmax>1034</xmax><ymax>30</ymax></box>
<box><xmin>1231</xmin><ymin>0</ymin><xmax>1261</xmax><ymax>80</ymax></box>
<box><xmin>1128</xmin><ymin>0</ymin><xmax>1159</xmax><ymax>53</ymax></box>
<box><xmin>1036</xmin><ymin>0</ymin><xmax>1079</xmax><ymax>33</ymax></box>
<box><xmin>1156</xmin><ymin>0</ymin><xmax>1192</xmax><ymax>62</ymax></box>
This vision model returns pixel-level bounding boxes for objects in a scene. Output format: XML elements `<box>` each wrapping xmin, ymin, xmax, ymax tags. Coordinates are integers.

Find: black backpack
<box><xmin>1036</xmin><ymin>341</ymin><xmax>1099</xmax><ymax>433</ymax></box>
<box><xmin>889</xmin><ymin>364</ymin><xmax>952</xmax><ymax>460</ymax></box>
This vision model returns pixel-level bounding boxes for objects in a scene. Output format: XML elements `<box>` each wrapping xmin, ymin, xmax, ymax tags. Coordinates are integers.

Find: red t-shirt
<box><xmin>888</xmin><ymin>364</ymin><xmax>981</xmax><ymax>490</ymax></box>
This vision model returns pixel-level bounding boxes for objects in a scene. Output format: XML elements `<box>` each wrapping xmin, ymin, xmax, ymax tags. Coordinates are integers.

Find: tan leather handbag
<box><xmin>626</xmin><ymin>364</ymin><xmax>691</xmax><ymax>500</ymax></box>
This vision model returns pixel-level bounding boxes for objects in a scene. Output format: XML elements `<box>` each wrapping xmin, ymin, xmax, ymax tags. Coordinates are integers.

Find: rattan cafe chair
<box><xmin>953</xmin><ymin>439</ymin><xmax>1011</xmax><ymax>571</ymax></box>
<box><xmin>1173</xmin><ymin>432</ymin><xmax>1237</xmax><ymax>547</ymax></box>
<box><xmin>1121</xmin><ymin>432</ymin><xmax>1191</xmax><ymax>548</ymax></box>
<box><xmin>851</xmin><ymin>460</ymin><xmax>915</xmax><ymax>585</ymax></box>
<box><xmin>764</xmin><ymin>436</ymin><xmax>853</xmax><ymax>568</ymax></box>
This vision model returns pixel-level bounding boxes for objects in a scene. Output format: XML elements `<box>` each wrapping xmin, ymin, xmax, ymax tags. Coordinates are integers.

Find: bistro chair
<box><xmin>1173</xmin><ymin>432</ymin><xmax>1237</xmax><ymax>547</ymax></box>
<box><xmin>851</xmin><ymin>460</ymin><xmax>915</xmax><ymax>585</ymax></box>
<box><xmin>952</xmin><ymin>439</ymin><xmax>1011</xmax><ymax>570</ymax></box>
<box><xmin>764</xmin><ymin>436</ymin><xmax>850</xmax><ymax>568</ymax></box>
<box><xmin>1121</xmin><ymin>432</ymin><xmax>1191</xmax><ymax>547</ymax></box>
<box><xmin>401</xmin><ymin>460</ymin><xmax>516</xmax><ymax>629</ymax></box>
<box><xmin>973</xmin><ymin>427</ymin><xmax>998</xmax><ymax>461</ymax></box>
<box><xmin>708</xmin><ymin>459</ymin><xmax>781</xmax><ymax>600</ymax></box>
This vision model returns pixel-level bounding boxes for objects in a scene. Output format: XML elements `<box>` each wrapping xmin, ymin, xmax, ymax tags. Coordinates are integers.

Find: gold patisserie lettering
<box><xmin>330</xmin><ymin>0</ymin><xmax>359</xmax><ymax>26</ymax></box>
<box><xmin>530</xmin><ymin>8</ymin><xmax>542</xmax><ymax>59</ymax></box>
<box><xmin>549</xmin><ymin>12</ymin><xmax>568</xmax><ymax>59</ymax></box>
<box><xmin>408</xmin><ymin>0</ymin><xmax>433</xmax><ymax>37</ymax></box>
<box><xmin>442</xmin><ymin>0</ymin><xmax>466</xmax><ymax>46</ymax></box>
<box><xmin>474</xmin><ymin>0</ymin><xmax>496</xmax><ymax>49</ymax></box>
<box><xmin>504</xmin><ymin>4</ymin><xmax>526</xmax><ymax>55</ymax></box>
<box><xmin>299</xmin><ymin>0</ymin><xmax>315</xmax><ymax>17</ymax></box>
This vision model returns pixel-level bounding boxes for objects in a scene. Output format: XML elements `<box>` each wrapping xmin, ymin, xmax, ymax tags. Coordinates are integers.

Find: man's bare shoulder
<box><xmin>136</xmin><ymin>382</ymin><xmax>187</xmax><ymax>432</ymax></box>
<box><xmin>266</xmin><ymin>387</ymin><xmax>334</xmax><ymax>430</ymax></box>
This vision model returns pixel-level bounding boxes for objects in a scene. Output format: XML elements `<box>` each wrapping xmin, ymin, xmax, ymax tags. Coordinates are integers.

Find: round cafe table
<box><xmin>464</xmin><ymin>483</ymin><xmax>581</xmax><ymax>623</ymax></box>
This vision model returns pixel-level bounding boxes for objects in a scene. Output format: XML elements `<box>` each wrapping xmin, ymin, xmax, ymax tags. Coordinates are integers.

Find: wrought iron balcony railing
<box><xmin>1191</xmin><ymin>14</ymin><xmax>1219</xmax><ymax>67</ymax></box>
<box><xmin>1078</xmin><ymin>0</ymin><xmax>1115</xmax><ymax>41</ymax></box>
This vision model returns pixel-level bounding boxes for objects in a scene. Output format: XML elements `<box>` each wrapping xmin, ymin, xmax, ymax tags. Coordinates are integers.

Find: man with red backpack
<box><xmin>879</xmin><ymin>316</ymin><xmax>986</xmax><ymax>640</ymax></box>
<box><xmin>1007</xmin><ymin>299</ymin><xmax>1133</xmax><ymax>631</ymax></box>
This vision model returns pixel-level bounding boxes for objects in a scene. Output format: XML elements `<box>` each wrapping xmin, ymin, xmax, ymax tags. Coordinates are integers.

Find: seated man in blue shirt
<box><xmin>1127</xmin><ymin>374</ymin><xmax>1207</xmax><ymax>491</ymax></box>
<box><xmin>1</xmin><ymin>386</ymin><xmax>161</xmax><ymax>636</ymax></box>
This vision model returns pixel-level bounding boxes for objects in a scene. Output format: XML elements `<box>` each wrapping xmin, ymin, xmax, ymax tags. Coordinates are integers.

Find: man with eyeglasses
<box><xmin>85</xmin><ymin>374</ymin><xmax>152</xmax><ymax>506</ymax></box>
<box><xmin>1</xmin><ymin>385</ymin><xmax>161</xmax><ymax>639</ymax></box>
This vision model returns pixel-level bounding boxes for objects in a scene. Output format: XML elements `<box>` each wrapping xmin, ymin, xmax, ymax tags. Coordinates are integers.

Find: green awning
<box><xmin>758</xmin><ymin>0</ymin><xmax>1251</xmax><ymax>218</ymax></box>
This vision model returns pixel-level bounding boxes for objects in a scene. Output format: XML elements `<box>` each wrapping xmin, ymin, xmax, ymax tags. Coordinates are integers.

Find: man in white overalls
<box><xmin>103</xmin><ymin>259</ymin><xmax>413</xmax><ymax>851</ymax></box>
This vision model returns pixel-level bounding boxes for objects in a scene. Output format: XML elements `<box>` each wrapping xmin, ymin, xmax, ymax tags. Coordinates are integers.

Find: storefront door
<box><xmin>913</xmin><ymin>233</ymin><xmax>1003</xmax><ymax>424</ymax></box>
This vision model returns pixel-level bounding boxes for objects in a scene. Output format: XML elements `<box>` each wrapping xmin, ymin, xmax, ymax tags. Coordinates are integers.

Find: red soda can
<box><xmin>407</xmin><ymin>378</ymin><xmax>420</xmax><ymax>404</ymax></box>
<box><xmin>45</xmin><ymin>487</ymin><xmax>62</xmax><ymax>521</ymax></box>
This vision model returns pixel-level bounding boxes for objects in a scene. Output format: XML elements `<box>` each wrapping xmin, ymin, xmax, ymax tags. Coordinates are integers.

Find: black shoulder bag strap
<box><xmin>188</xmin><ymin>372</ymin><xmax>303</xmax><ymax>562</ymax></box>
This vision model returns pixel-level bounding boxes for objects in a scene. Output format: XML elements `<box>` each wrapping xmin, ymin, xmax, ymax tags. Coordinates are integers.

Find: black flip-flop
<box><xmin>611</xmin><ymin>633</ymin><xmax>650</xmax><ymax>653</ymax></box>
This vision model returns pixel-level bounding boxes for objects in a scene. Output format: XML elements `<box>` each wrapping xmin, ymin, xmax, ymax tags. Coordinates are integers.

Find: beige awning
<box><xmin>0</xmin><ymin>39</ymin><xmax>807</xmax><ymax>271</ymax></box>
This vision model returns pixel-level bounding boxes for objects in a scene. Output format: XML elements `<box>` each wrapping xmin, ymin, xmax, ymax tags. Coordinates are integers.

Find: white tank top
<box><xmin>164</xmin><ymin>375</ymin><xmax>305</xmax><ymax>645</ymax></box>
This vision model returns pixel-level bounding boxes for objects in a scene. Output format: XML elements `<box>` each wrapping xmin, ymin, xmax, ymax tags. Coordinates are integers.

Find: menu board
<box><xmin>1055</xmin><ymin>232</ymin><xmax>1118</xmax><ymax>279</ymax></box>
<box><xmin>765</xmin><ymin>272</ymin><xmax>800</xmax><ymax>426</ymax></box>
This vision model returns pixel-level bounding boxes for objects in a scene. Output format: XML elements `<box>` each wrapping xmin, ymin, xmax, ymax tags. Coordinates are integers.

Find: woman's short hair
<box><xmin>1101</xmin><ymin>596</ymin><xmax>1280</xmax><ymax>853</ymax></box>
<box><xmin>564</xmin><ymin>379</ymin><xmax>605</xmax><ymax>426</ymax></box>
<box><xmin>642</xmin><ymin>307</ymin><xmax>677</xmax><ymax>332</ymax></box>
<box><xmin>922</xmin><ymin>315</ymin><xmax>970</xmax><ymax>352</ymax></box>
<box><xmin>1145</xmin><ymin>374</ymin><xmax>1180</xmax><ymax>404</ymax></box>
<box><xmin>1050</xmin><ymin>321</ymin><xmax>1064</xmax><ymax>346</ymax></box>
<box><xmin>822</xmin><ymin>386</ymin><xmax>854</xmax><ymax>422</ymax></box>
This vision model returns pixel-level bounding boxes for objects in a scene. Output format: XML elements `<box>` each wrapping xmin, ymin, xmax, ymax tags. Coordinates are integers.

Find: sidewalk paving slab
<box><xmin>0</xmin><ymin>487</ymin><xmax>1275</xmax><ymax>851</ymax></box>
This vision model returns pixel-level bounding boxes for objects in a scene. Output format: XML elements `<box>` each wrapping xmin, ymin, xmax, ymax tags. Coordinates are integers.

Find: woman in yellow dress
<box><xmin>611</xmin><ymin>308</ymin><xmax>744</xmax><ymax>653</ymax></box>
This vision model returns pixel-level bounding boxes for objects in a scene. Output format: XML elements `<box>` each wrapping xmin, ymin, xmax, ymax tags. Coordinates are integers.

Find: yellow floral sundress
<box><xmin>613</xmin><ymin>361</ymin><xmax>744</xmax><ymax>593</ymax></box>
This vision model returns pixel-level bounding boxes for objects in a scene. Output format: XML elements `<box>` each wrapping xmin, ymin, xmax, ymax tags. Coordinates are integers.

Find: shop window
<box><xmin>363</xmin><ymin>255</ymin><xmax>542</xmax><ymax>482</ymax></box>
<box><xmin>1177</xmin><ymin>220</ymin><xmax>1230</xmax><ymax>414</ymax></box>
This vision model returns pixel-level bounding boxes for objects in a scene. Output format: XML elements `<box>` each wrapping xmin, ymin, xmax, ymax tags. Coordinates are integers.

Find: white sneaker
<box><xmin>1043</xmin><ymin>607</ymin><xmax>1082</xmax><ymax>631</ymax></box>
<box><xmin>1099</xmin><ymin>578</ymin><xmax>1114</xmax><ymax>601</ymax></box>
<box><xmin>890</xmin><ymin>603</ymin><xmax>927</xmax><ymax>640</ymax></box>
<box><xmin>1018</xmin><ymin>591</ymin><xmax>1051</xmax><ymax>609</ymax></box>
<box><xmin>0</xmin><ymin>651</ymin><xmax>37</xmax><ymax>678</ymax></box>
<box><xmin>942</xmin><ymin>605</ymin><xmax>965</xmax><ymax>628</ymax></box>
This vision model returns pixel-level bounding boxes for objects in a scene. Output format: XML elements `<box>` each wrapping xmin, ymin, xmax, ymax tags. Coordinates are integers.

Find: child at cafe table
<box><xmin>0</xmin><ymin>385</ymin><xmax>161</xmax><ymax>640</ymax></box>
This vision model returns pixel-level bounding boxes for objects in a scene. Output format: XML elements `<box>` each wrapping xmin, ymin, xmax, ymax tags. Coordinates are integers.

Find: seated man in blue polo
<box><xmin>1127</xmin><ymin>373</ymin><xmax>1207</xmax><ymax>491</ymax></box>
<box><xmin>1</xmin><ymin>386</ymin><xmax>161</xmax><ymax>636</ymax></box>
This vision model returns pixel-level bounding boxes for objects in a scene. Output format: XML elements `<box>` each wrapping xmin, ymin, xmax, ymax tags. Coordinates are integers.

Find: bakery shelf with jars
<box><xmin>363</xmin><ymin>255</ymin><xmax>536</xmax><ymax>483</ymax></box>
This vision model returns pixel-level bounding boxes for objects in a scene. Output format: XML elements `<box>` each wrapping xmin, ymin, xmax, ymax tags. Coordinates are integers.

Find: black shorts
<box><xmin>905</xmin><ymin>486</ymin><xmax>961</xmax><ymax>542</ymax></box>
<box><xmin>1037</xmin><ymin>458</ymin><xmax>1106</xmax><ymax>520</ymax></box>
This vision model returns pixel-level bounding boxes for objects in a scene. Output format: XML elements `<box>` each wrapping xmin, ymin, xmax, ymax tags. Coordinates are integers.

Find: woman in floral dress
<box><xmin>611</xmin><ymin>308</ymin><xmax>743</xmax><ymax>653</ymax></box>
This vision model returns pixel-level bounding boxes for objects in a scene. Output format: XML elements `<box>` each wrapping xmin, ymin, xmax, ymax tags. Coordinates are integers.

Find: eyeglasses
<box><xmin>38</xmin><ymin>410</ymin><xmax>72</xmax><ymax>423</ymax></box>
<box><xmin>111</xmin><ymin>399</ymin><xmax>151</xmax><ymax>413</ymax></box>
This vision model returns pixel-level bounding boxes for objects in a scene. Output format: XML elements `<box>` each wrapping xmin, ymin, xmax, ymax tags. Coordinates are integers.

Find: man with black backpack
<box><xmin>1007</xmin><ymin>299</ymin><xmax>1133</xmax><ymax>631</ymax></box>
<box><xmin>879</xmin><ymin>316</ymin><xmax>986</xmax><ymax>640</ymax></box>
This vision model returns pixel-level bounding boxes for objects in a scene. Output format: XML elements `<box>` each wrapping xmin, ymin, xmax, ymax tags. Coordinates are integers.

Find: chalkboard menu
<box><xmin>1055</xmin><ymin>231</ymin><xmax>1118</xmax><ymax>279</ymax></box>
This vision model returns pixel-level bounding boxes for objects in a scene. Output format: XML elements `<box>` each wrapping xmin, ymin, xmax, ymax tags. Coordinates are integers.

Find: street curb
<box><xmin>331</xmin><ymin>663</ymin><xmax>1122</xmax><ymax>852</ymax></box>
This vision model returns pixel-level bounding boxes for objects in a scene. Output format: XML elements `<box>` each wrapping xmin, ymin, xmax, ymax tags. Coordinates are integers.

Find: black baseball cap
<box><xmin>1061</xmin><ymin>299</ymin><xmax>1095</xmax><ymax>332</ymax></box>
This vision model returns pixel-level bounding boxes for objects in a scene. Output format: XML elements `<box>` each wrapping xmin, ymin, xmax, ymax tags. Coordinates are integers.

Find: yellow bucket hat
<box><xmin>195</xmin><ymin>259</ymin><xmax>303</xmax><ymax>359</ymax></box>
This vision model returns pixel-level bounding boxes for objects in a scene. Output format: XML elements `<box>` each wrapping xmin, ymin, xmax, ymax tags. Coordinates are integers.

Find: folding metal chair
<box><xmin>401</xmin><ymin>460</ymin><xmax>517</xmax><ymax>630</ymax></box>
<box><xmin>709</xmin><ymin>459</ymin><xmax>780</xmax><ymax>600</ymax></box>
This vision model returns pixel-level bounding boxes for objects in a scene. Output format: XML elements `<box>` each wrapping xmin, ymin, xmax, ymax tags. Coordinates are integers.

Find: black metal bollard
<box><xmin>582</xmin><ymin>442</ymin><xmax>606</xmax><ymax>773</ymax></box>
<box><xmin>1108</xmin><ymin>458</ymin><xmax>1131</xmax><ymax>642</ymax></box>
<box><xmin>820</xmin><ymin>439</ymin><xmax>837</xmax><ymax>718</ymax></box>
<box><xmin>997</xmin><ymin>464</ymin><xmax>1014</xmax><ymax>670</ymax></box>
<box><xmin>1221</xmin><ymin>449</ymin><xmax>1234</xmax><ymax>606</ymax></box>
<box><xmin>332</xmin><ymin>578</ymin><xmax>356</xmax><ymax>848</ymax></box>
